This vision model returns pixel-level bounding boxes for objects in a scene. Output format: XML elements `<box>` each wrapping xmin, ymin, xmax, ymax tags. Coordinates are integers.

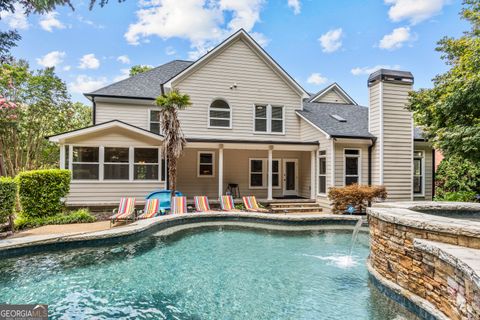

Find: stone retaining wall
<box><xmin>368</xmin><ymin>205</ymin><xmax>480</xmax><ymax>320</ymax></box>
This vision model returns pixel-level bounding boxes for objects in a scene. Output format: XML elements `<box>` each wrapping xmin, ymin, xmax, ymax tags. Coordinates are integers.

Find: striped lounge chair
<box><xmin>137</xmin><ymin>199</ymin><xmax>160</xmax><ymax>219</ymax></box>
<box><xmin>171</xmin><ymin>196</ymin><xmax>187</xmax><ymax>214</ymax></box>
<box><xmin>194</xmin><ymin>196</ymin><xmax>211</xmax><ymax>212</ymax></box>
<box><xmin>242</xmin><ymin>196</ymin><xmax>269</xmax><ymax>213</ymax></box>
<box><xmin>110</xmin><ymin>197</ymin><xmax>136</xmax><ymax>226</ymax></box>
<box><xmin>220</xmin><ymin>195</ymin><xmax>239</xmax><ymax>212</ymax></box>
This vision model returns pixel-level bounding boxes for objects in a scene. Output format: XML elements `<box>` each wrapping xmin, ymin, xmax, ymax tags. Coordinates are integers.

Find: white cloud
<box><xmin>165</xmin><ymin>46</ymin><xmax>176</xmax><ymax>56</ymax></box>
<box><xmin>39</xmin><ymin>12</ymin><xmax>65</xmax><ymax>32</ymax></box>
<box><xmin>319</xmin><ymin>28</ymin><xmax>343</xmax><ymax>53</ymax></box>
<box><xmin>78</xmin><ymin>54</ymin><xmax>100</xmax><ymax>69</ymax></box>
<box><xmin>378</xmin><ymin>27</ymin><xmax>412</xmax><ymax>50</ymax></box>
<box><xmin>307</xmin><ymin>73</ymin><xmax>327</xmax><ymax>85</ymax></box>
<box><xmin>113</xmin><ymin>69</ymin><xmax>130</xmax><ymax>82</ymax></box>
<box><xmin>125</xmin><ymin>0</ymin><xmax>266</xmax><ymax>59</ymax></box>
<box><xmin>288</xmin><ymin>0</ymin><xmax>301</xmax><ymax>15</ymax></box>
<box><xmin>351</xmin><ymin>64</ymin><xmax>401</xmax><ymax>76</ymax></box>
<box><xmin>77</xmin><ymin>16</ymin><xmax>105</xmax><ymax>29</ymax></box>
<box><xmin>385</xmin><ymin>0</ymin><xmax>450</xmax><ymax>25</ymax></box>
<box><xmin>117</xmin><ymin>55</ymin><xmax>131</xmax><ymax>64</ymax></box>
<box><xmin>36</xmin><ymin>51</ymin><xmax>65</xmax><ymax>68</ymax></box>
<box><xmin>63</xmin><ymin>65</ymin><xmax>71</xmax><ymax>71</ymax></box>
<box><xmin>0</xmin><ymin>4</ymin><xmax>29</xmax><ymax>30</ymax></box>
<box><xmin>69</xmin><ymin>75</ymin><xmax>108</xmax><ymax>93</ymax></box>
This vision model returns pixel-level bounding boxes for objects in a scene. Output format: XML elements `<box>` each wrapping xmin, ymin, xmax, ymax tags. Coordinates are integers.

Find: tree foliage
<box><xmin>130</xmin><ymin>65</ymin><xmax>153</xmax><ymax>76</ymax></box>
<box><xmin>155</xmin><ymin>90</ymin><xmax>191</xmax><ymax>196</ymax></box>
<box><xmin>408</xmin><ymin>0</ymin><xmax>480</xmax><ymax>162</ymax></box>
<box><xmin>435</xmin><ymin>155</ymin><xmax>480</xmax><ymax>201</ymax></box>
<box><xmin>0</xmin><ymin>61</ymin><xmax>92</xmax><ymax>176</ymax></box>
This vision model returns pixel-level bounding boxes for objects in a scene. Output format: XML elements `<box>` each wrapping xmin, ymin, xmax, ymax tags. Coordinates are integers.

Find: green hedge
<box><xmin>0</xmin><ymin>177</ymin><xmax>17</xmax><ymax>224</ymax></box>
<box><xmin>17</xmin><ymin>169</ymin><xmax>71</xmax><ymax>218</ymax></box>
<box><xmin>15</xmin><ymin>209</ymin><xmax>96</xmax><ymax>230</ymax></box>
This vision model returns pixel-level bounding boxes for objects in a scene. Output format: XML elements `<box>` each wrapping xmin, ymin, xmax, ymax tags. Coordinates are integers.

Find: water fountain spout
<box><xmin>349</xmin><ymin>218</ymin><xmax>363</xmax><ymax>257</ymax></box>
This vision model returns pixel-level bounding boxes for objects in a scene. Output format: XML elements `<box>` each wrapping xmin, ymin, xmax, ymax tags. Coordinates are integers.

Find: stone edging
<box><xmin>367</xmin><ymin>261</ymin><xmax>449</xmax><ymax>320</ymax></box>
<box><xmin>0</xmin><ymin>212</ymin><xmax>362</xmax><ymax>258</ymax></box>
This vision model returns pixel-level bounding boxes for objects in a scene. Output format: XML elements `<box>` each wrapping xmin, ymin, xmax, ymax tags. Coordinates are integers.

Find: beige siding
<box><xmin>414</xmin><ymin>144</ymin><xmax>434</xmax><ymax>201</ymax></box>
<box><xmin>96</xmin><ymin>102</ymin><xmax>156</xmax><ymax>130</ymax></box>
<box><xmin>177</xmin><ymin>148</ymin><xmax>312</xmax><ymax>199</ymax></box>
<box><xmin>369</xmin><ymin>83</ymin><xmax>381</xmax><ymax>186</ymax></box>
<box><xmin>67</xmin><ymin>182</ymin><xmax>165</xmax><ymax>205</ymax></box>
<box><xmin>382</xmin><ymin>82</ymin><xmax>413</xmax><ymax>201</ymax></box>
<box><xmin>314</xmin><ymin>89</ymin><xmax>349</xmax><ymax>104</ymax></box>
<box><xmin>65</xmin><ymin>127</ymin><xmax>162</xmax><ymax>147</ymax></box>
<box><xmin>316</xmin><ymin>134</ymin><xmax>332</xmax><ymax>210</ymax></box>
<box><xmin>173</xmin><ymin>39</ymin><xmax>302</xmax><ymax>141</ymax></box>
<box><xmin>334</xmin><ymin>143</ymin><xmax>369</xmax><ymax>186</ymax></box>
<box><xmin>300</xmin><ymin>118</ymin><xmax>321</xmax><ymax>142</ymax></box>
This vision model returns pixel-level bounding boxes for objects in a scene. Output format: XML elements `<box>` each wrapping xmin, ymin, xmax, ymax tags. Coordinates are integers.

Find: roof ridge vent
<box><xmin>330</xmin><ymin>114</ymin><xmax>347</xmax><ymax>122</ymax></box>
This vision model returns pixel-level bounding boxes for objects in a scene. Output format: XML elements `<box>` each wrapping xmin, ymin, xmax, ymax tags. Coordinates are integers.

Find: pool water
<box><xmin>0</xmin><ymin>225</ymin><xmax>416</xmax><ymax>319</ymax></box>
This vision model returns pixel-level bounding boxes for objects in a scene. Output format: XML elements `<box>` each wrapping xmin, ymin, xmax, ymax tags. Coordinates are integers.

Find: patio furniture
<box><xmin>145</xmin><ymin>190</ymin><xmax>183</xmax><ymax>214</ymax></box>
<box><xmin>194</xmin><ymin>196</ymin><xmax>211</xmax><ymax>212</ymax></box>
<box><xmin>171</xmin><ymin>196</ymin><xmax>187</xmax><ymax>214</ymax></box>
<box><xmin>226</xmin><ymin>183</ymin><xmax>240</xmax><ymax>198</ymax></box>
<box><xmin>110</xmin><ymin>197</ymin><xmax>136</xmax><ymax>226</ymax></box>
<box><xmin>137</xmin><ymin>199</ymin><xmax>160</xmax><ymax>219</ymax></box>
<box><xmin>220</xmin><ymin>195</ymin><xmax>239</xmax><ymax>211</ymax></box>
<box><xmin>242</xmin><ymin>196</ymin><xmax>269</xmax><ymax>213</ymax></box>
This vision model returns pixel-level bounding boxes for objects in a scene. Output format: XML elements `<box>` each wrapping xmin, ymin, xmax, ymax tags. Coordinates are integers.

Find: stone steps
<box><xmin>269</xmin><ymin>201</ymin><xmax>323</xmax><ymax>214</ymax></box>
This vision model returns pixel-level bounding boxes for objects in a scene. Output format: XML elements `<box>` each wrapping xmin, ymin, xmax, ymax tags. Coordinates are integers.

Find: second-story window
<box><xmin>254</xmin><ymin>104</ymin><xmax>284</xmax><ymax>134</ymax></box>
<box><xmin>150</xmin><ymin>110</ymin><xmax>161</xmax><ymax>134</ymax></box>
<box><xmin>209</xmin><ymin>99</ymin><xmax>231</xmax><ymax>128</ymax></box>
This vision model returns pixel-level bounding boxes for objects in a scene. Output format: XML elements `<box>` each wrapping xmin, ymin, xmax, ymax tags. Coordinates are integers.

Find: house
<box><xmin>48</xmin><ymin>29</ymin><xmax>434</xmax><ymax>210</ymax></box>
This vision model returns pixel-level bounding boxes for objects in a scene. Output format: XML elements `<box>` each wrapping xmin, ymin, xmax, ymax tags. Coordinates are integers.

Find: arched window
<box><xmin>209</xmin><ymin>99</ymin><xmax>231</xmax><ymax>128</ymax></box>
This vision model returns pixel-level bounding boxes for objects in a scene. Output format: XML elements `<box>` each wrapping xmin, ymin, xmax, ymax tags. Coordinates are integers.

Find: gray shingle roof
<box><xmin>299</xmin><ymin>101</ymin><xmax>374</xmax><ymax>139</ymax></box>
<box><xmin>87</xmin><ymin>60</ymin><xmax>193</xmax><ymax>99</ymax></box>
<box><xmin>299</xmin><ymin>100</ymin><xmax>426</xmax><ymax>140</ymax></box>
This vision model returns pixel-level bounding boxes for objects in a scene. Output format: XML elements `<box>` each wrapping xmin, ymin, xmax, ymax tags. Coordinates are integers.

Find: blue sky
<box><xmin>1</xmin><ymin>0</ymin><xmax>467</xmax><ymax>106</ymax></box>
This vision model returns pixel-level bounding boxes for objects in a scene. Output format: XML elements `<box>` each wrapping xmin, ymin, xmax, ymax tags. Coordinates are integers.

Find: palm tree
<box><xmin>155</xmin><ymin>89</ymin><xmax>191</xmax><ymax>198</ymax></box>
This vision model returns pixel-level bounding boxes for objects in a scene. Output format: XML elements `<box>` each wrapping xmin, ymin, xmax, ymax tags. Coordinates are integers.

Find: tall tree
<box><xmin>408</xmin><ymin>0</ymin><xmax>480</xmax><ymax>162</ymax></box>
<box><xmin>0</xmin><ymin>61</ymin><xmax>92</xmax><ymax>176</ymax></box>
<box><xmin>155</xmin><ymin>90</ymin><xmax>191</xmax><ymax>197</ymax></box>
<box><xmin>129</xmin><ymin>65</ymin><xmax>153</xmax><ymax>76</ymax></box>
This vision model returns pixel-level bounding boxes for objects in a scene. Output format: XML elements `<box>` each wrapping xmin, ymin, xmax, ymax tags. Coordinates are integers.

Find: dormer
<box><xmin>309</xmin><ymin>83</ymin><xmax>357</xmax><ymax>105</ymax></box>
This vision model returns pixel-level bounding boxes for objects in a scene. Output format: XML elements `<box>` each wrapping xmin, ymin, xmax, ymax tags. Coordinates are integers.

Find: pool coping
<box><xmin>0</xmin><ymin>212</ymin><xmax>363</xmax><ymax>258</ymax></box>
<box><xmin>368</xmin><ymin>201</ymin><xmax>480</xmax><ymax>238</ymax></box>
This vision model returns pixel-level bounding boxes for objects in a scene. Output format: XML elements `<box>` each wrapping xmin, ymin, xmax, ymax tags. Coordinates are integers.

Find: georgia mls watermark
<box><xmin>0</xmin><ymin>304</ymin><xmax>48</xmax><ymax>320</ymax></box>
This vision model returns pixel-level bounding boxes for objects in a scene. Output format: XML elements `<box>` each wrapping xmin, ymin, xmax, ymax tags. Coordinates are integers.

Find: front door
<box><xmin>283</xmin><ymin>159</ymin><xmax>298</xmax><ymax>196</ymax></box>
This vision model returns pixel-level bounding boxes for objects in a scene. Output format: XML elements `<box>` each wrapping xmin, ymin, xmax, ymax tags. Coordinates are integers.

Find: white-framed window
<box><xmin>209</xmin><ymin>99</ymin><xmax>231</xmax><ymax>128</ymax></box>
<box><xmin>344</xmin><ymin>149</ymin><xmax>361</xmax><ymax>185</ymax></box>
<box><xmin>70</xmin><ymin>145</ymin><xmax>163</xmax><ymax>181</ymax></box>
<box><xmin>149</xmin><ymin>110</ymin><xmax>161</xmax><ymax>134</ymax></box>
<box><xmin>249</xmin><ymin>158</ymin><xmax>281</xmax><ymax>189</ymax></box>
<box><xmin>134</xmin><ymin>148</ymin><xmax>160</xmax><ymax>180</ymax></box>
<box><xmin>198</xmin><ymin>151</ymin><xmax>215</xmax><ymax>177</ymax></box>
<box><xmin>104</xmin><ymin>147</ymin><xmax>129</xmax><ymax>180</ymax></box>
<box><xmin>318</xmin><ymin>150</ymin><xmax>327</xmax><ymax>194</ymax></box>
<box><xmin>72</xmin><ymin>146</ymin><xmax>99</xmax><ymax>180</ymax></box>
<box><xmin>413</xmin><ymin>150</ymin><xmax>424</xmax><ymax>195</ymax></box>
<box><xmin>254</xmin><ymin>104</ymin><xmax>284</xmax><ymax>134</ymax></box>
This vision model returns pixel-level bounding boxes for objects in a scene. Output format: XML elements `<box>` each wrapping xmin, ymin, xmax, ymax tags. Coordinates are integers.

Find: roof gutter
<box><xmin>83</xmin><ymin>93</ymin><xmax>156</xmax><ymax>101</ymax></box>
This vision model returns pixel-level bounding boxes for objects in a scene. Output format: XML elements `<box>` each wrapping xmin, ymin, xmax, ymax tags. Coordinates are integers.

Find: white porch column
<box><xmin>310</xmin><ymin>150</ymin><xmax>316</xmax><ymax>199</ymax></box>
<box><xmin>59</xmin><ymin>144</ymin><xmax>65</xmax><ymax>169</ymax></box>
<box><xmin>218</xmin><ymin>144</ymin><xmax>224</xmax><ymax>198</ymax></box>
<box><xmin>68</xmin><ymin>145</ymin><xmax>73</xmax><ymax>171</ymax></box>
<box><xmin>267</xmin><ymin>146</ymin><xmax>273</xmax><ymax>201</ymax></box>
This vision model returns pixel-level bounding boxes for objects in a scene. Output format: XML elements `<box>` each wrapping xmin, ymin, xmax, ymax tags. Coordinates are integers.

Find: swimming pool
<box><xmin>0</xmin><ymin>224</ymin><xmax>416</xmax><ymax>319</ymax></box>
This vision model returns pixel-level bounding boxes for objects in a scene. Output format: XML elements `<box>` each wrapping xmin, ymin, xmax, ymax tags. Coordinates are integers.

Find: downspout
<box><xmin>432</xmin><ymin>149</ymin><xmax>436</xmax><ymax>199</ymax></box>
<box><xmin>160</xmin><ymin>84</ymin><xmax>165</xmax><ymax>96</ymax></box>
<box><xmin>92</xmin><ymin>96</ymin><xmax>96</xmax><ymax>125</ymax></box>
<box><xmin>368</xmin><ymin>138</ymin><xmax>376</xmax><ymax>186</ymax></box>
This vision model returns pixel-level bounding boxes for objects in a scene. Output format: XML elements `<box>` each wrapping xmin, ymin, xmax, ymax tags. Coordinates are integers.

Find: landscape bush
<box><xmin>435</xmin><ymin>156</ymin><xmax>480</xmax><ymax>202</ymax></box>
<box><xmin>0</xmin><ymin>177</ymin><xmax>17</xmax><ymax>224</ymax></box>
<box><xmin>15</xmin><ymin>208</ymin><xmax>96</xmax><ymax>230</ymax></box>
<box><xmin>17</xmin><ymin>169</ymin><xmax>71</xmax><ymax>218</ymax></box>
<box><xmin>328</xmin><ymin>184</ymin><xmax>387</xmax><ymax>214</ymax></box>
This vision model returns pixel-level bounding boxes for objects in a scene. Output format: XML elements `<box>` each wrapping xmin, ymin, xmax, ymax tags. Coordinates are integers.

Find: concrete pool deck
<box><xmin>0</xmin><ymin>212</ymin><xmax>363</xmax><ymax>256</ymax></box>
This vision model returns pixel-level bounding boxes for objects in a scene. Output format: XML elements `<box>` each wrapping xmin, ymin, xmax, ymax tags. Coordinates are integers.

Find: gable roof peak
<box><xmin>309</xmin><ymin>82</ymin><xmax>357</xmax><ymax>105</ymax></box>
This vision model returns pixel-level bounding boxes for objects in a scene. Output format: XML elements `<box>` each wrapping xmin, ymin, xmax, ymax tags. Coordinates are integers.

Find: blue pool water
<box><xmin>0</xmin><ymin>225</ymin><xmax>416</xmax><ymax>319</ymax></box>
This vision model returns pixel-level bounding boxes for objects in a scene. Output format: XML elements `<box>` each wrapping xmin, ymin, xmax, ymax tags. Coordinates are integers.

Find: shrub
<box><xmin>328</xmin><ymin>184</ymin><xmax>387</xmax><ymax>214</ymax></box>
<box><xmin>17</xmin><ymin>169</ymin><xmax>71</xmax><ymax>218</ymax></box>
<box><xmin>435</xmin><ymin>155</ymin><xmax>480</xmax><ymax>202</ymax></box>
<box><xmin>14</xmin><ymin>208</ymin><xmax>96</xmax><ymax>230</ymax></box>
<box><xmin>0</xmin><ymin>177</ymin><xmax>17</xmax><ymax>224</ymax></box>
